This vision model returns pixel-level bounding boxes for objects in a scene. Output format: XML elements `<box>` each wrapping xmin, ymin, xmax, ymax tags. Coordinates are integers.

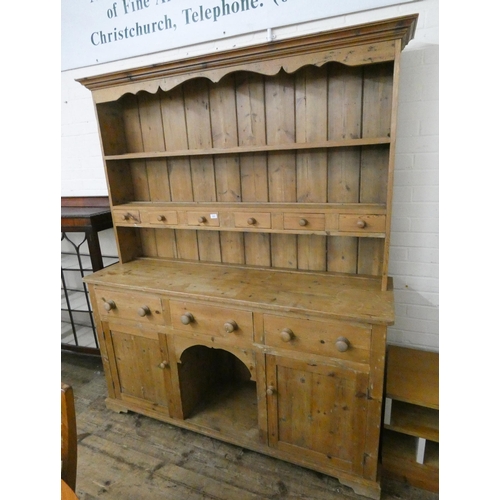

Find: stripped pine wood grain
<box><xmin>235</xmin><ymin>72</ymin><xmax>271</xmax><ymax>267</ymax></box>
<box><xmin>137</xmin><ymin>92</ymin><xmax>171</xmax><ymax>204</ymax></box>
<box><xmin>265</xmin><ymin>71</ymin><xmax>298</xmax><ymax>270</ymax></box>
<box><xmin>160</xmin><ymin>84</ymin><xmax>198</xmax><ymax>261</ymax></box>
<box><xmin>79</xmin><ymin>18</ymin><xmax>422</xmax><ymax>500</ymax></box>
<box><xmin>103</xmin><ymin>61</ymin><xmax>394</xmax><ymax>275</ymax></box>
<box><xmin>326</xmin><ymin>64</ymin><xmax>363</xmax><ymax>275</ymax></box>
<box><xmin>184</xmin><ymin>79</ymin><xmax>222</xmax><ymax>263</ymax></box>
<box><xmin>382</xmin><ymin>42</ymin><xmax>402</xmax><ymax>290</ymax></box>
<box><xmin>296</xmin><ymin>66</ymin><xmax>328</xmax><ymax>271</ymax></box>
<box><xmin>63</xmin><ymin>350</ymin><xmax>437</xmax><ymax>500</ymax></box>
<box><xmin>103</xmin><ymin>137</ymin><xmax>391</xmax><ymax>160</ymax></box>
<box><xmin>265</xmin><ymin>71</ymin><xmax>296</xmax><ymax>201</ymax></box>
<box><xmin>210</xmin><ymin>75</ymin><xmax>245</xmax><ymax>264</ymax></box>
<box><xmin>86</xmin><ymin>258</ymin><xmax>395</xmax><ymax>324</ymax></box>
<box><xmin>136</xmin><ymin>92</ymin><xmax>164</xmax><ymax>205</ymax></box>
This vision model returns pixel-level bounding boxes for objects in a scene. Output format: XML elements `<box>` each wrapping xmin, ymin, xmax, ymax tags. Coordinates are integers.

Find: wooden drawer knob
<box><xmin>280</xmin><ymin>328</ymin><xmax>294</xmax><ymax>342</ymax></box>
<box><xmin>103</xmin><ymin>300</ymin><xmax>116</xmax><ymax>311</ymax></box>
<box><xmin>121</xmin><ymin>214</ymin><xmax>129</xmax><ymax>221</ymax></box>
<box><xmin>335</xmin><ymin>336</ymin><xmax>350</xmax><ymax>352</ymax></box>
<box><xmin>266</xmin><ymin>386</ymin><xmax>276</xmax><ymax>396</ymax></box>
<box><xmin>198</xmin><ymin>216</ymin><xmax>207</xmax><ymax>223</ymax></box>
<box><xmin>159</xmin><ymin>361</ymin><xmax>169</xmax><ymax>369</ymax></box>
<box><xmin>247</xmin><ymin>217</ymin><xmax>257</xmax><ymax>225</ymax></box>
<box><xmin>157</xmin><ymin>215</ymin><xmax>165</xmax><ymax>221</ymax></box>
<box><xmin>299</xmin><ymin>218</ymin><xmax>308</xmax><ymax>226</ymax></box>
<box><xmin>181</xmin><ymin>312</ymin><xmax>194</xmax><ymax>325</ymax></box>
<box><xmin>224</xmin><ymin>320</ymin><xmax>238</xmax><ymax>333</ymax></box>
<box><xmin>137</xmin><ymin>306</ymin><xmax>150</xmax><ymax>317</ymax></box>
<box><xmin>357</xmin><ymin>219</ymin><xmax>366</xmax><ymax>228</ymax></box>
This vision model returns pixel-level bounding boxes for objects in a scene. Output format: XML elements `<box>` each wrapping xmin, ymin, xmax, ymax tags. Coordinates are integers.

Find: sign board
<box><xmin>62</xmin><ymin>0</ymin><xmax>419</xmax><ymax>71</ymax></box>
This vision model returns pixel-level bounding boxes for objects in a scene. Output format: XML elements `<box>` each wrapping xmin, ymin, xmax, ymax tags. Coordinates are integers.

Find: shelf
<box><xmin>386</xmin><ymin>346</ymin><xmax>438</xmax><ymax>409</ymax></box>
<box><xmin>186</xmin><ymin>380</ymin><xmax>259</xmax><ymax>444</ymax></box>
<box><xmin>104</xmin><ymin>137</ymin><xmax>391</xmax><ymax>161</ymax></box>
<box><xmin>112</xmin><ymin>201</ymin><xmax>387</xmax><ymax>211</ymax></box>
<box><xmin>382</xmin><ymin>346</ymin><xmax>439</xmax><ymax>492</ymax></box>
<box><xmin>110</xmin><ymin>202</ymin><xmax>388</xmax><ymax>238</ymax></box>
<box><xmin>384</xmin><ymin>400</ymin><xmax>438</xmax><ymax>442</ymax></box>
<box><xmin>382</xmin><ymin>429</ymin><xmax>439</xmax><ymax>493</ymax></box>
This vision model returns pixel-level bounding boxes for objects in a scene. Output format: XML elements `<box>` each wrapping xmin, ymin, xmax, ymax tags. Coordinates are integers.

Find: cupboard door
<box><xmin>266</xmin><ymin>355</ymin><xmax>370</xmax><ymax>477</ymax></box>
<box><xmin>103</xmin><ymin>322</ymin><xmax>172</xmax><ymax>414</ymax></box>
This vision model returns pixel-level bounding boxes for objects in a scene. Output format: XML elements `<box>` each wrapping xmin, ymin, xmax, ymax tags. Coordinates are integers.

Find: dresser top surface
<box><xmin>85</xmin><ymin>258</ymin><xmax>394</xmax><ymax>325</ymax></box>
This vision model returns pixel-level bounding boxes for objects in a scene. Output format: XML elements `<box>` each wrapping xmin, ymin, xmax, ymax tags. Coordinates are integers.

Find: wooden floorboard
<box><xmin>62</xmin><ymin>351</ymin><xmax>439</xmax><ymax>500</ymax></box>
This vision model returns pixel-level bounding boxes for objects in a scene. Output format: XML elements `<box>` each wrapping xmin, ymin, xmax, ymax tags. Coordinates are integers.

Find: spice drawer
<box><xmin>187</xmin><ymin>212</ymin><xmax>220</xmax><ymax>227</ymax></box>
<box><xmin>234</xmin><ymin>212</ymin><xmax>272</xmax><ymax>229</ymax></box>
<box><xmin>263</xmin><ymin>314</ymin><xmax>371</xmax><ymax>363</ymax></box>
<box><xmin>339</xmin><ymin>214</ymin><xmax>386</xmax><ymax>233</ymax></box>
<box><xmin>145</xmin><ymin>209</ymin><xmax>178</xmax><ymax>225</ymax></box>
<box><xmin>283</xmin><ymin>213</ymin><xmax>325</xmax><ymax>231</ymax></box>
<box><xmin>169</xmin><ymin>300</ymin><xmax>253</xmax><ymax>344</ymax></box>
<box><xmin>94</xmin><ymin>287</ymin><xmax>165</xmax><ymax>325</ymax></box>
<box><xmin>113</xmin><ymin>209</ymin><xmax>141</xmax><ymax>225</ymax></box>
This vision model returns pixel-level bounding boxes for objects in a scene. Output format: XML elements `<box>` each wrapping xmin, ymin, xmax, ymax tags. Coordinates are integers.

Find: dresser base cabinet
<box><xmin>80</xmin><ymin>15</ymin><xmax>419</xmax><ymax>499</ymax></box>
<box><xmin>86</xmin><ymin>258</ymin><xmax>393</xmax><ymax>499</ymax></box>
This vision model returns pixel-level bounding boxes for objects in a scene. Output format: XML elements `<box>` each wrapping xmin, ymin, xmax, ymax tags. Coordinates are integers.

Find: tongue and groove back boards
<box><xmin>80</xmin><ymin>16</ymin><xmax>418</xmax><ymax>499</ymax></box>
<box><xmin>97</xmin><ymin>60</ymin><xmax>393</xmax><ymax>277</ymax></box>
<box><xmin>85</xmin><ymin>15</ymin><xmax>417</xmax><ymax>287</ymax></box>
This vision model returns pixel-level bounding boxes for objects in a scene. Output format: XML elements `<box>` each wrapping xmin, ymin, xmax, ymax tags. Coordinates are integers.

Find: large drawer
<box><xmin>94</xmin><ymin>288</ymin><xmax>165</xmax><ymax>325</ymax></box>
<box><xmin>169</xmin><ymin>300</ymin><xmax>253</xmax><ymax>344</ymax></box>
<box><xmin>263</xmin><ymin>314</ymin><xmax>371</xmax><ymax>363</ymax></box>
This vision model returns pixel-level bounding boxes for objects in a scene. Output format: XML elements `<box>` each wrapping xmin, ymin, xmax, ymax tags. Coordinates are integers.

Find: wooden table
<box><xmin>61</xmin><ymin>197</ymin><xmax>114</xmax><ymax>354</ymax></box>
<box><xmin>61</xmin><ymin>197</ymin><xmax>113</xmax><ymax>272</ymax></box>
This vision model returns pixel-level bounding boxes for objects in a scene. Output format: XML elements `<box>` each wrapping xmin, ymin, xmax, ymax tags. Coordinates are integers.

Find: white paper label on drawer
<box><xmin>210</xmin><ymin>213</ymin><xmax>218</xmax><ymax>219</ymax></box>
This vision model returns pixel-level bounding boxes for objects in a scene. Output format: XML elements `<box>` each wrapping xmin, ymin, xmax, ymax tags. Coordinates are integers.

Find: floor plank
<box><xmin>62</xmin><ymin>351</ymin><xmax>439</xmax><ymax>500</ymax></box>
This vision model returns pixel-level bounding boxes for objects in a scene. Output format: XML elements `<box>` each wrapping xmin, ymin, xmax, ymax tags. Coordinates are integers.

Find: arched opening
<box><xmin>177</xmin><ymin>345</ymin><xmax>259</xmax><ymax>442</ymax></box>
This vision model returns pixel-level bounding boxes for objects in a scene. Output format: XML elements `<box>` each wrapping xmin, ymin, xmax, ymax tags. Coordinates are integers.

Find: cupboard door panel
<box><xmin>266</xmin><ymin>355</ymin><xmax>369</xmax><ymax>476</ymax></box>
<box><xmin>104</xmin><ymin>324</ymin><xmax>171</xmax><ymax>413</ymax></box>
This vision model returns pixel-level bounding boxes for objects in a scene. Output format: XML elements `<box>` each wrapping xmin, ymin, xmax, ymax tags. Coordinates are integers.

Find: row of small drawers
<box><xmin>113</xmin><ymin>208</ymin><xmax>386</xmax><ymax>234</ymax></box>
<box><xmin>95</xmin><ymin>288</ymin><xmax>372</xmax><ymax>363</ymax></box>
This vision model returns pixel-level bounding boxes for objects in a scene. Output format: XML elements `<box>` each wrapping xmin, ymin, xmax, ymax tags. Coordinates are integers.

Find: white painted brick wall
<box><xmin>388</xmin><ymin>6</ymin><xmax>438</xmax><ymax>351</ymax></box>
<box><xmin>60</xmin><ymin>0</ymin><xmax>439</xmax><ymax>352</ymax></box>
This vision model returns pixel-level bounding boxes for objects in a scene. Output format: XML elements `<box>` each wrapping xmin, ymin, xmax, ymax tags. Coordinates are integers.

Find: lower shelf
<box><xmin>186</xmin><ymin>380</ymin><xmax>260</xmax><ymax>444</ymax></box>
<box><xmin>381</xmin><ymin>429</ymin><xmax>439</xmax><ymax>493</ymax></box>
<box><xmin>384</xmin><ymin>399</ymin><xmax>438</xmax><ymax>441</ymax></box>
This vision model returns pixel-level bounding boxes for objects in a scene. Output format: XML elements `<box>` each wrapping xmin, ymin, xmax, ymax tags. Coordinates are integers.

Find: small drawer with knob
<box><xmin>146</xmin><ymin>210</ymin><xmax>178</xmax><ymax>226</ymax></box>
<box><xmin>338</xmin><ymin>214</ymin><xmax>386</xmax><ymax>234</ymax></box>
<box><xmin>283</xmin><ymin>213</ymin><xmax>325</xmax><ymax>231</ymax></box>
<box><xmin>234</xmin><ymin>212</ymin><xmax>271</xmax><ymax>229</ymax></box>
<box><xmin>169</xmin><ymin>300</ymin><xmax>253</xmax><ymax>346</ymax></box>
<box><xmin>94</xmin><ymin>288</ymin><xmax>165</xmax><ymax>325</ymax></box>
<box><xmin>187</xmin><ymin>212</ymin><xmax>220</xmax><ymax>227</ymax></box>
<box><xmin>263</xmin><ymin>314</ymin><xmax>371</xmax><ymax>363</ymax></box>
<box><xmin>113</xmin><ymin>209</ymin><xmax>141</xmax><ymax>225</ymax></box>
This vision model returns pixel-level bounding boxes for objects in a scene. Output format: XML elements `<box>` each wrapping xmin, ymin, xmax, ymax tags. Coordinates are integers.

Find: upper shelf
<box><xmin>78</xmin><ymin>15</ymin><xmax>418</xmax><ymax>103</ymax></box>
<box><xmin>104</xmin><ymin>137</ymin><xmax>391</xmax><ymax>161</ymax></box>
